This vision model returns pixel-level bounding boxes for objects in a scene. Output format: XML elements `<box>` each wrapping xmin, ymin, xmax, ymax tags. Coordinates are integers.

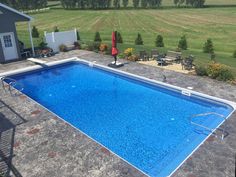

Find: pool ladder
<box><xmin>0</xmin><ymin>76</ymin><xmax>24</xmax><ymax>96</ymax></box>
<box><xmin>190</xmin><ymin>112</ymin><xmax>227</xmax><ymax>140</ymax></box>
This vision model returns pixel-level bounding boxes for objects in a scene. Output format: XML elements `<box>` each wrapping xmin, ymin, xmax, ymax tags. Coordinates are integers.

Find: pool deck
<box><xmin>0</xmin><ymin>50</ymin><xmax>236</xmax><ymax>177</ymax></box>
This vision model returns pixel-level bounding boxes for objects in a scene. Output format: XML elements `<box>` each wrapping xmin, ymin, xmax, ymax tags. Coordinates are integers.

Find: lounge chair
<box><xmin>139</xmin><ymin>51</ymin><xmax>149</xmax><ymax>61</ymax></box>
<box><xmin>156</xmin><ymin>55</ymin><xmax>166</xmax><ymax>66</ymax></box>
<box><xmin>181</xmin><ymin>55</ymin><xmax>194</xmax><ymax>70</ymax></box>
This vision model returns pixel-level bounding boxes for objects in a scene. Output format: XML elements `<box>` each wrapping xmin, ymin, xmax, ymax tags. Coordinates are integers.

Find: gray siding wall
<box><xmin>0</xmin><ymin>6</ymin><xmax>29</xmax><ymax>63</ymax></box>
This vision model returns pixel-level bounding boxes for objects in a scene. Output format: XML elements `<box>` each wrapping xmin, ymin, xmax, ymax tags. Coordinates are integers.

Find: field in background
<box><xmin>16</xmin><ymin>6</ymin><xmax>236</xmax><ymax>75</ymax></box>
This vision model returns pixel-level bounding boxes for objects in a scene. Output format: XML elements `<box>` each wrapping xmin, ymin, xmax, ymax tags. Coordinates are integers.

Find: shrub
<box><xmin>99</xmin><ymin>43</ymin><xmax>108</xmax><ymax>52</ymax></box>
<box><xmin>87</xmin><ymin>41</ymin><xmax>101</xmax><ymax>51</ymax></box>
<box><xmin>233</xmin><ymin>50</ymin><xmax>236</xmax><ymax>58</ymax></box>
<box><xmin>203</xmin><ymin>38</ymin><xmax>214</xmax><ymax>53</ymax></box>
<box><xmin>178</xmin><ymin>35</ymin><xmax>187</xmax><ymax>50</ymax></box>
<box><xmin>117</xmin><ymin>32</ymin><xmax>123</xmax><ymax>43</ymax></box>
<box><xmin>155</xmin><ymin>34</ymin><xmax>164</xmax><ymax>47</ymax></box>
<box><xmin>195</xmin><ymin>65</ymin><xmax>208</xmax><ymax>76</ymax></box>
<box><xmin>124</xmin><ymin>48</ymin><xmax>134</xmax><ymax>57</ymax></box>
<box><xmin>117</xmin><ymin>53</ymin><xmax>126</xmax><ymax>59</ymax></box>
<box><xmin>54</xmin><ymin>26</ymin><xmax>59</xmax><ymax>32</ymax></box>
<box><xmin>81</xmin><ymin>43</ymin><xmax>89</xmax><ymax>50</ymax></box>
<box><xmin>39</xmin><ymin>39</ymin><xmax>48</xmax><ymax>49</ymax></box>
<box><xmin>207</xmin><ymin>62</ymin><xmax>234</xmax><ymax>81</ymax></box>
<box><xmin>135</xmin><ymin>33</ymin><xmax>143</xmax><ymax>45</ymax></box>
<box><xmin>74</xmin><ymin>41</ymin><xmax>81</xmax><ymax>49</ymax></box>
<box><xmin>32</xmin><ymin>26</ymin><xmax>39</xmax><ymax>38</ymax></box>
<box><xmin>127</xmin><ymin>55</ymin><xmax>139</xmax><ymax>61</ymax></box>
<box><xmin>59</xmin><ymin>44</ymin><xmax>67</xmax><ymax>52</ymax></box>
<box><xmin>94</xmin><ymin>32</ymin><xmax>102</xmax><ymax>42</ymax></box>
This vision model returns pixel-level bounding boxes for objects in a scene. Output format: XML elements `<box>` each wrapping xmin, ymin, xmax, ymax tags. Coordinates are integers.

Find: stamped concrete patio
<box><xmin>0</xmin><ymin>50</ymin><xmax>235</xmax><ymax>177</ymax></box>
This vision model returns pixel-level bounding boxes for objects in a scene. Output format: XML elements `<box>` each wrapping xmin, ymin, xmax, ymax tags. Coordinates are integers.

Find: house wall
<box><xmin>0</xmin><ymin>6</ymin><xmax>29</xmax><ymax>63</ymax></box>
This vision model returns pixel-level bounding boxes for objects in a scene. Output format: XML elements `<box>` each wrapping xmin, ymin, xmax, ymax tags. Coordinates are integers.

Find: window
<box><xmin>3</xmin><ymin>35</ymin><xmax>13</xmax><ymax>48</ymax></box>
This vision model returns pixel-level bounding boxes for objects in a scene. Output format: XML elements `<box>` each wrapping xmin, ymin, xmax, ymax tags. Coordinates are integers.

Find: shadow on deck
<box><xmin>0</xmin><ymin>99</ymin><xmax>26</xmax><ymax>177</ymax></box>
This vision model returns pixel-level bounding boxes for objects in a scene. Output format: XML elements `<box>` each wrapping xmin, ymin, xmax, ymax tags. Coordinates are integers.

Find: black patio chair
<box><xmin>156</xmin><ymin>54</ymin><xmax>166</xmax><ymax>66</ymax></box>
<box><xmin>181</xmin><ymin>55</ymin><xmax>194</xmax><ymax>70</ymax></box>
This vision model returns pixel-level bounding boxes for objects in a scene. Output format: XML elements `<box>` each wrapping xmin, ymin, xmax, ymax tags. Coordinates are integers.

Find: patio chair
<box><xmin>156</xmin><ymin>54</ymin><xmax>166</xmax><ymax>66</ymax></box>
<box><xmin>139</xmin><ymin>51</ymin><xmax>149</xmax><ymax>61</ymax></box>
<box><xmin>181</xmin><ymin>55</ymin><xmax>194</xmax><ymax>70</ymax></box>
<box><xmin>151</xmin><ymin>49</ymin><xmax>159</xmax><ymax>60</ymax></box>
<box><xmin>19</xmin><ymin>40</ymin><xmax>31</xmax><ymax>59</ymax></box>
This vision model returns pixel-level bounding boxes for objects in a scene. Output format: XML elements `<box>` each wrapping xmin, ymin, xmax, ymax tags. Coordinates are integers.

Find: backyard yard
<box><xmin>16</xmin><ymin>5</ymin><xmax>236</xmax><ymax>75</ymax></box>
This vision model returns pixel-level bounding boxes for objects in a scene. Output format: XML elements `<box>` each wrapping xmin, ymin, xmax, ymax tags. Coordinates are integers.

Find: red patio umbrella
<box><xmin>111</xmin><ymin>31</ymin><xmax>118</xmax><ymax>63</ymax></box>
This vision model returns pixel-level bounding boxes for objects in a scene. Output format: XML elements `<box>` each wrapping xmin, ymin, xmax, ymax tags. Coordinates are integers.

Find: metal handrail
<box><xmin>1</xmin><ymin>76</ymin><xmax>24</xmax><ymax>96</ymax></box>
<box><xmin>190</xmin><ymin>112</ymin><xmax>226</xmax><ymax>140</ymax></box>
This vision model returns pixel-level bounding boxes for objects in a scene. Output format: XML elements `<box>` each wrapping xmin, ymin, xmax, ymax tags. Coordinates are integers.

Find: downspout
<box><xmin>28</xmin><ymin>21</ymin><xmax>35</xmax><ymax>56</ymax></box>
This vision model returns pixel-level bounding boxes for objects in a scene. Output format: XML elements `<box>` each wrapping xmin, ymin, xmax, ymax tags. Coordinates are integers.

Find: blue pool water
<box><xmin>10</xmin><ymin>62</ymin><xmax>234</xmax><ymax>176</ymax></box>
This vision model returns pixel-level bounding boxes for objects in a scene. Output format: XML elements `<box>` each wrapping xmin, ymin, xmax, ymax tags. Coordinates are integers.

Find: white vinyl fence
<box><xmin>44</xmin><ymin>29</ymin><xmax>77</xmax><ymax>52</ymax></box>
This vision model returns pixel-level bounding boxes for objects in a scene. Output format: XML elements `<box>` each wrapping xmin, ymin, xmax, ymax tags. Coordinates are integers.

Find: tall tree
<box><xmin>141</xmin><ymin>0</ymin><xmax>148</xmax><ymax>8</ymax></box>
<box><xmin>113</xmin><ymin>0</ymin><xmax>121</xmax><ymax>8</ymax></box>
<box><xmin>133</xmin><ymin>0</ymin><xmax>140</xmax><ymax>8</ymax></box>
<box><xmin>122</xmin><ymin>0</ymin><xmax>129</xmax><ymax>7</ymax></box>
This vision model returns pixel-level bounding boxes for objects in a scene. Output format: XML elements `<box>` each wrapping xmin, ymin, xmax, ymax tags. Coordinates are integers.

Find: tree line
<box><xmin>0</xmin><ymin>0</ymin><xmax>47</xmax><ymax>10</ymax></box>
<box><xmin>0</xmin><ymin>0</ymin><xmax>205</xmax><ymax>10</ymax></box>
<box><xmin>60</xmin><ymin>0</ymin><xmax>205</xmax><ymax>9</ymax></box>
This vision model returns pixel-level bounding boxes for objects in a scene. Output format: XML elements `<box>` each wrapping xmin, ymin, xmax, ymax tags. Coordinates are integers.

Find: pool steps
<box><xmin>190</xmin><ymin>112</ymin><xmax>227</xmax><ymax>140</ymax></box>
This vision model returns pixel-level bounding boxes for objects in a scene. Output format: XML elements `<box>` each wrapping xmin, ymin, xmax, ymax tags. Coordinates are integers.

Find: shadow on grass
<box><xmin>0</xmin><ymin>99</ymin><xmax>26</xmax><ymax>177</ymax></box>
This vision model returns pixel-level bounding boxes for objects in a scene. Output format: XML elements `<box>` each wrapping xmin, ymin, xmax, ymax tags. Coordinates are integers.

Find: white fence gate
<box><xmin>44</xmin><ymin>29</ymin><xmax>77</xmax><ymax>52</ymax></box>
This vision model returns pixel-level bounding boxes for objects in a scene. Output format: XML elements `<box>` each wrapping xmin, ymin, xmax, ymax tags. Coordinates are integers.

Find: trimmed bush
<box><xmin>32</xmin><ymin>26</ymin><xmax>39</xmax><ymax>38</ymax></box>
<box><xmin>233</xmin><ymin>50</ymin><xmax>236</xmax><ymax>58</ymax></box>
<box><xmin>54</xmin><ymin>26</ymin><xmax>59</xmax><ymax>32</ymax></box>
<box><xmin>178</xmin><ymin>35</ymin><xmax>187</xmax><ymax>50</ymax></box>
<box><xmin>135</xmin><ymin>33</ymin><xmax>143</xmax><ymax>45</ymax></box>
<box><xmin>207</xmin><ymin>62</ymin><xmax>234</xmax><ymax>81</ymax></box>
<box><xmin>74</xmin><ymin>41</ymin><xmax>81</xmax><ymax>49</ymax></box>
<box><xmin>99</xmin><ymin>43</ymin><xmax>108</xmax><ymax>52</ymax></box>
<box><xmin>94</xmin><ymin>32</ymin><xmax>102</xmax><ymax>42</ymax></box>
<box><xmin>155</xmin><ymin>34</ymin><xmax>164</xmax><ymax>47</ymax></box>
<box><xmin>195</xmin><ymin>65</ymin><xmax>208</xmax><ymax>76</ymax></box>
<box><xmin>59</xmin><ymin>44</ymin><xmax>67</xmax><ymax>52</ymax></box>
<box><xmin>203</xmin><ymin>38</ymin><xmax>214</xmax><ymax>53</ymax></box>
<box><xmin>39</xmin><ymin>39</ymin><xmax>47</xmax><ymax>49</ymax></box>
<box><xmin>117</xmin><ymin>32</ymin><xmax>123</xmax><ymax>43</ymax></box>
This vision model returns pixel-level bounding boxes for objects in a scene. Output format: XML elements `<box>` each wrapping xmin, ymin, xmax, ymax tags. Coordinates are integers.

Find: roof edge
<box><xmin>0</xmin><ymin>3</ymin><xmax>33</xmax><ymax>21</ymax></box>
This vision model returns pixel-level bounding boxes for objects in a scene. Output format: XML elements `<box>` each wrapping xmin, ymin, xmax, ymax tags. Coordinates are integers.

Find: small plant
<box><xmin>94</xmin><ymin>32</ymin><xmax>102</xmax><ymax>42</ymax></box>
<box><xmin>117</xmin><ymin>32</ymin><xmax>123</xmax><ymax>43</ymax></box>
<box><xmin>135</xmin><ymin>33</ymin><xmax>143</xmax><ymax>45</ymax></box>
<box><xmin>124</xmin><ymin>48</ymin><xmax>134</xmax><ymax>57</ymax></box>
<box><xmin>195</xmin><ymin>65</ymin><xmax>208</xmax><ymax>76</ymax></box>
<box><xmin>74</xmin><ymin>41</ymin><xmax>81</xmax><ymax>49</ymax></box>
<box><xmin>178</xmin><ymin>35</ymin><xmax>187</xmax><ymax>50</ymax></box>
<box><xmin>99</xmin><ymin>43</ymin><xmax>108</xmax><ymax>52</ymax></box>
<box><xmin>203</xmin><ymin>38</ymin><xmax>214</xmax><ymax>53</ymax></box>
<box><xmin>32</xmin><ymin>26</ymin><xmax>39</xmax><ymax>38</ymax></box>
<box><xmin>233</xmin><ymin>50</ymin><xmax>236</xmax><ymax>58</ymax></box>
<box><xmin>117</xmin><ymin>53</ymin><xmax>125</xmax><ymax>59</ymax></box>
<box><xmin>59</xmin><ymin>44</ymin><xmax>67</xmax><ymax>52</ymax></box>
<box><xmin>54</xmin><ymin>26</ymin><xmax>59</xmax><ymax>32</ymax></box>
<box><xmin>155</xmin><ymin>34</ymin><xmax>164</xmax><ymax>47</ymax></box>
<box><xmin>127</xmin><ymin>55</ymin><xmax>139</xmax><ymax>61</ymax></box>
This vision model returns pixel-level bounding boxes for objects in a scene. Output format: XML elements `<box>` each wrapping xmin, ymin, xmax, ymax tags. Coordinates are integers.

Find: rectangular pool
<box><xmin>5</xmin><ymin>60</ymin><xmax>235</xmax><ymax>177</ymax></box>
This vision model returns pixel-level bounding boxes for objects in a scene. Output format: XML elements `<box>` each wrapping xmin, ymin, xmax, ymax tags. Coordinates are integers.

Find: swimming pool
<box><xmin>3</xmin><ymin>59</ymin><xmax>235</xmax><ymax>177</ymax></box>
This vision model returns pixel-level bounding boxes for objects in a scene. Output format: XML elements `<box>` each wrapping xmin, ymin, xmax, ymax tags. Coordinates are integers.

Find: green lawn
<box><xmin>16</xmin><ymin>6</ymin><xmax>236</xmax><ymax>75</ymax></box>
